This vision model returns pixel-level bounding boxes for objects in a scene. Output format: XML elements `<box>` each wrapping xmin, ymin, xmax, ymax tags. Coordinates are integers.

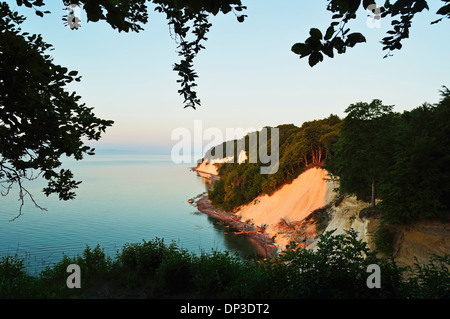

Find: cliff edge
<box><xmin>230</xmin><ymin>167</ymin><xmax>449</xmax><ymax>266</ymax></box>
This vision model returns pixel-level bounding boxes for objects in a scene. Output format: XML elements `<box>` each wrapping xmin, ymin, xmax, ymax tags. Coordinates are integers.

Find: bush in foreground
<box><xmin>0</xmin><ymin>230</ymin><xmax>448</xmax><ymax>299</ymax></box>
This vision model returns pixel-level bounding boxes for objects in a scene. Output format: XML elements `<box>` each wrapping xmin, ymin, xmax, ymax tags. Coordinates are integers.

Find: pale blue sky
<box><xmin>8</xmin><ymin>0</ymin><xmax>449</xmax><ymax>155</ymax></box>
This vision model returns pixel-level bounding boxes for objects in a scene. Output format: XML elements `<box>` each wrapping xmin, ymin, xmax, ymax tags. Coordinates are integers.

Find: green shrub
<box><xmin>373</xmin><ymin>221</ymin><xmax>396</xmax><ymax>256</ymax></box>
<box><xmin>116</xmin><ymin>238</ymin><xmax>168</xmax><ymax>279</ymax></box>
<box><xmin>192</xmin><ymin>250</ymin><xmax>244</xmax><ymax>298</ymax></box>
<box><xmin>279</xmin><ymin>229</ymin><xmax>405</xmax><ymax>298</ymax></box>
<box><xmin>0</xmin><ymin>255</ymin><xmax>37</xmax><ymax>298</ymax></box>
<box><xmin>0</xmin><ymin>231</ymin><xmax>448</xmax><ymax>298</ymax></box>
<box><xmin>404</xmin><ymin>255</ymin><xmax>450</xmax><ymax>298</ymax></box>
<box><xmin>152</xmin><ymin>243</ymin><xmax>195</xmax><ymax>296</ymax></box>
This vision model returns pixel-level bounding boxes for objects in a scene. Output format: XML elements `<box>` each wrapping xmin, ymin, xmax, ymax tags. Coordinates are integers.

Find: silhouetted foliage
<box><xmin>292</xmin><ymin>0</ymin><xmax>450</xmax><ymax>66</ymax></box>
<box><xmin>0</xmin><ymin>2</ymin><xmax>113</xmax><ymax>218</ymax></box>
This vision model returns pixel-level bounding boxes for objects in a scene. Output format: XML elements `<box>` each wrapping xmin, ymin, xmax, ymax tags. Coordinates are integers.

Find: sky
<box><xmin>8</xmin><ymin>0</ymin><xmax>450</xmax><ymax>157</ymax></box>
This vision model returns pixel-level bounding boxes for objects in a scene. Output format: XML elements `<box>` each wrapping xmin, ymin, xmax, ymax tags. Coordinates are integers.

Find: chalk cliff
<box><xmin>220</xmin><ymin>167</ymin><xmax>449</xmax><ymax>266</ymax></box>
<box><xmin>194</xmin><ymin>150</ymin><xmax>247</xmax><ymax>176</ymax></box>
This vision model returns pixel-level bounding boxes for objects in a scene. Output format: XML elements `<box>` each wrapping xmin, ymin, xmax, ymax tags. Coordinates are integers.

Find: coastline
<box><xmin>192</xmin><ymin>164</ymin><xmax>337</xmax><ymax>259</ymax></box>
<box><xmin>191</xmin><ymin>163</ymin><xmax>278</xmax><ymax>259</ymax></box>
<box><xmin>191</xmin><ymin>169</ymin><xmax>220</xmax><ymax>182</ymax></box>
<box><xmin>194</xmin><ymin>195</ymin><xmax>279</xmax><ymax>259</ymax></box>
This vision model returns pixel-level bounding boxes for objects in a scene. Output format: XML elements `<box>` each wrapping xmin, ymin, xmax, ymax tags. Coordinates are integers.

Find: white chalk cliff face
<box><xmin>195</xmin><ymin>150</ymin><xmax>247</xmax><ymax>175</ymax></box>
<box><xmin>233</xmin><ymin>167</ymin><xmax>377</xmax><ymax>253</ymax></box>
<box><xmin>237</xmin><ymin>150</ymin><xmax>247</xmax><ymax>164</ymax></box>
<box><xmin>236</xmin><ymin>168</ymin><xmax>336</xmax><ymax>250</ymax></box>
<box><xmin>306</xmin><ymin>194</ymin><xmax>373</xmax><ymax>251</ymax></box>
<box><xmin>308</xmin><ymin>195</ymin><xmax>450</xmax><ymax>267</ymax></box>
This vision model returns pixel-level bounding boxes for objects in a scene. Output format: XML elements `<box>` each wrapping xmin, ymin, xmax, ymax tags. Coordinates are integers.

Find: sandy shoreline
<box><xmin>192</xmin><ymin>161</ymin><xmax>279</xmax><ymax>258</ymax></box>
<box><xmin>193</xmin><ymin>194</ymin><xmax>279</xmax><ymax>259</ymax></box>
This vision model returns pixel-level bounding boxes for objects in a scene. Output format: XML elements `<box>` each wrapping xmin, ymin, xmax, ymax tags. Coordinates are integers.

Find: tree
<box><xmin>326</xmin><ymin>100</ymin><xmax>395</xmax><ymax>207</ymax></box>
<box><xmin>379</xmin><ymin>87</ymin><xmax>450</xmax><ymax>224</ymax></box>
<box><xmin>0</xmin><ymin>2</ymin><xmax>113</xmax><ymax>219</ymax></box>
<box><xmin>327</xmin><ymin>88</ymin><xmax>450</xmax><ymax>224</ymax></box>
<box><xmin>13</xmin><ymin>1</ymin><xmax>449</xmax><ymax>107</ymax></box>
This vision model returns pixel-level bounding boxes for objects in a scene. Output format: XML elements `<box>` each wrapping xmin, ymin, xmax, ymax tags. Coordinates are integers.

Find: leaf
<box><xmin>363</xmin><ymin>0</ymin><xmax>376</xmax><ymax>9</ymax></box>
<box><xmin>35</xmin><ymin>10</ymin><xmax>44</xmax><ymax>17</ymax></box>
<box><xmin>85</xmin><ymin>1</ymin><xmax>103</xmax><ymax>22</ymax></box>
<box><xmin>346</xmin><ymin>32</ymin><xmax>366</xmax><ymax>47</ymax></box>
<box><xmin>33</xmin><ymin>0</ymin><xmax>45</xmax><ymax>6</ymax></box>
<box><xmin>431</xmin><ymin>18</ymin><xmax>444</xmax><ymax>24</ymax></box>
<box><xmin>436</xmin><ymin>4</ymin><xmax>450</xmax><ymax>16</ymax></box>
<box><xmin>308</xmin><ymin>51</ymin><xmax>323</xmax><ymax>67</ymax></box>
<box><xmin>322</xmin><ymin>46</ymin><xmax>334</xmax><ymax>58</ymax></box>
<box><xmin>237</xmin><ymin>15</ymin><xmax>247</xmax><ymax>23</ymax></box>
<box><xmin>309</xmin><ymin>28</ymin><xmax>323</xmax><ymax>40</ymax></box>
<box><xmin>324</xmin><ymin>26</ymin><xmax>335</xmax><ymax>41</ymax></box>
<box><xmin>291</xmin><ymin>43</ymin><xmax>311</xmax><ymax>57</ymax></box>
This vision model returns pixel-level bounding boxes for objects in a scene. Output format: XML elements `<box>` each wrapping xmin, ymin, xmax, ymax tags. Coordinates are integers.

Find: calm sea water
<box><xmin>0</xmin><ymin>153</ymin><xmax>259</xmax><ymax>275</ymax></box>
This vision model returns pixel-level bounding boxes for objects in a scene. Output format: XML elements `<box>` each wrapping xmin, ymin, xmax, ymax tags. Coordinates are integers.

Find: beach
<box><xmin>192</xmin><ymin>160</ymin><xmax>278</xmax><ymax>258</ymax></box>
<box><xmin>194</xmin><ymin>195</ymin><xmax>279</xmax><ymax>258</ymax></box>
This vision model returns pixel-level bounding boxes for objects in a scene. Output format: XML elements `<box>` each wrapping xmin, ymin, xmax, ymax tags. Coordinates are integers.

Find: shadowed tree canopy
<box><xmin>325</xmin><ymin>100</ymin><xmax>395</xmax><ymax>208</ymax></box>
<box><xmin>326</xmin><ymin>87</ymin><xmax>450</xmax><ymax>225</ymax></box>
<box><xmin>13</xmin><ymin>0</ymin><xmax>450</xmax><ymax>107</ymax></box>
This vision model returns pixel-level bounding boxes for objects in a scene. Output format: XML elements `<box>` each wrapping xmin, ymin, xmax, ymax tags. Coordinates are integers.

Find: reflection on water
<box><xmin>206</xmin><ymin>216</ymin><xmax>265</xmax><ymax>260</ymax></box>
<box><xmin>194</xmin><ymin>171</ymin><xmax>264</xmax><ymax>259</ymax></box>
<box><xmin>0</xmin><ymin>154</ymin><xmax>260</xmax><ymax>274</ymax></box>
<box><xmin>194</xmin><ymin>170</ymin><xmax>216</xmax><ymax>191</ymax></box>
<box><xmin>192</xmin><ymin>170</ymin><xmax>263</xmax><ymax>259</ymax></box>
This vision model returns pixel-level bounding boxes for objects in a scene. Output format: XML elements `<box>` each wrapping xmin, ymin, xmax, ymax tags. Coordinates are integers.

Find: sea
<box><xmin>0</xmin><ymin>152</ymin><xmax>260</xmax><ymax>275</ymax></box>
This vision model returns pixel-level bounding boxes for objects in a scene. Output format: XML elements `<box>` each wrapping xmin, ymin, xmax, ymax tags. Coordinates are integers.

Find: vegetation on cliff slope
<box><xmin>208</xmin><ymin>115</ymin><xmax>342</xmax><ymax>211</ymax></box>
